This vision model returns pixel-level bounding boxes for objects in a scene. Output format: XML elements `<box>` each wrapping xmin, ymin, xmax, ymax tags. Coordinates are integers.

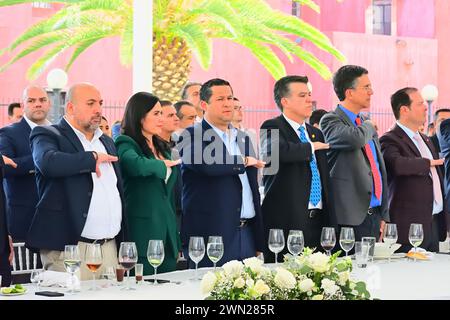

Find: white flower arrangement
<box><xmin>201</xmin><ymin>248</ymin><xmax>370</xmax><ymax>300</ymax></box>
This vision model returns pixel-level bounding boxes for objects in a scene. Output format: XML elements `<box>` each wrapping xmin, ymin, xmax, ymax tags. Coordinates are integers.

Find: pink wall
<box><xmin>0</xmin><ymin>0</ymin><xmax>446</xmax><ymax>133</ymax></box>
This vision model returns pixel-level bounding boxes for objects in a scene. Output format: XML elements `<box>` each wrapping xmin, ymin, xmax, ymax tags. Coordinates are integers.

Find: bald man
<box><xmin>27</xmin><ymin>83</ymin><xmax>127</xmax><ymax>280</ymax></box>
<box><xmin>0</xmin><ymin>86</ymin><xmax>51</xmax><ymax>241</ymax></box>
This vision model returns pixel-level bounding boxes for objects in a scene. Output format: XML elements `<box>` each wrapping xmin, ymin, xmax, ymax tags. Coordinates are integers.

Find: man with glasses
<box><xmin>320</xmin><ymin>65</ymin><xmax>389</xmax><ymax>241</ymax></box>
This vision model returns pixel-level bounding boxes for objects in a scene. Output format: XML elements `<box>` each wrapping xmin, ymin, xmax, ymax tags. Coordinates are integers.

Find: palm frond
<box><xmin>0</xmin><ymin>0</ymin><xmax>81</xmax><ymax>6</ymax></box>
<box><xmin>119</xmin><ymin>13</ymin><xmax>133</xmax><ymax>65</ymax></box>
<box><xmin>66</xmin><ymin>37</ymin><xmax>102</xmax><ymax>70</ymax></box>
<box><xmin>27</xmin><ymin>43</ymin><xmax>68</xmax><ymax>79</ymax></box>
<box><xmin>293</xmin><ymin>0</ymin><xmax>320</xmax><ymax>13</ymax></box>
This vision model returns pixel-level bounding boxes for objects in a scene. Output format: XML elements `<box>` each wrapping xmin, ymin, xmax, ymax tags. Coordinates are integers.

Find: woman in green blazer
<box><xmin>115</xmin><ymin>92</ymin><xmax>181</xmax><ymax>275</ymax></box>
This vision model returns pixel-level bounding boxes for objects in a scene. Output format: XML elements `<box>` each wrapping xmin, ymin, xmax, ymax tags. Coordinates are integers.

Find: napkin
<box><xmin>39</xmin><ymin>270</ymin><xmax>80</xmax><ymax>288</ymax></box>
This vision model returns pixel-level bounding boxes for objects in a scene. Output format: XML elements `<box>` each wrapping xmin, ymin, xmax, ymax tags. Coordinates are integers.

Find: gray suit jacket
<box><xmin>319</xmin><ymin>106</ymin><xmax>389</xmax><ymax>225</ymax></box>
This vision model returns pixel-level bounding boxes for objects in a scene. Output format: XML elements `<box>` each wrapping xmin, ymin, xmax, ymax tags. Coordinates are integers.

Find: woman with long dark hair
<box><xmin>115</xmin><ymin>92</ymin><xmax>181</xmax><ymax>275</ymax></box>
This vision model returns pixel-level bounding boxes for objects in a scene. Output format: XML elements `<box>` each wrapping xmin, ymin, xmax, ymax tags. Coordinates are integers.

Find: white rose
<box><xmin>243</xmin><ymin>257</ymin><xmax>264</xmax><ymax>274</ymax></box>
<box><xmin>233</xmin><ymin>277</ymin><xmax>245</xmax><ymax>288</ymax></box>
<box><xmin>254</xmin><ymin>279</ymin><xmax>270</xmax><ymax>295</ymax></box>
<box><xmin>307</xmin><ymin>252</ymin><xmax>330</xmax><ymax>273</ymax></box>
<box><xmin>274</xmin><ymin>268</ymin><xmax>296</xmax><ymax>290</ymax></box>
<box><xmin>299</xmin><ymin>278</ymin><xmax>315</xmax><ymax>292</ymax></box>
<box><xmin>200</xmin><ymin>271</ymin><xmax>217</xmax><ymax>294</ymax></box>
<box><xmin>312</xmin><ymin>294</ymin><xmax>324</xmax><ymax>300</ymax></box>
<box><xmin>222</xmin><ymin>260</ymin><xmax>244</xmax><ymax>278</ymax></box>
<box><xmin>338</xmin><ymin>271</ymin><xmax>350</xmax><ymax>286</ymax></box>
<box><xmin>246</xmin><ymin>278</ymin><xmax>255</xmax><ymax>287</ymax></box>
<box><xmin>321</xmin><ymin>278</ymin><xmax>340</xmax><ymax>296</ymax></box>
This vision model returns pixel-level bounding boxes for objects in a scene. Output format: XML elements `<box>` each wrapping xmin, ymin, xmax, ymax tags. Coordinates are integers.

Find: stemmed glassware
<box><xmin>147</xmin><ymin>240</ymin><xmax>165</xmax><ymax>285</ymax></box>
<box><xmin>85</xmin><ymin>243</ymin><xmax>103</xmax><ymax>291</ymax></box>
<box><xmin>268</xmin><ymin>229</ymin><xmax>285</xmax><ymax>264</ymax></box>
<box><xmin>64</xmin><ymin>245</ymin><xmax>81</xmax><ymax>294</ymax></box>
<box><xmin>30</xmin><ymin>269</ymin><xmax>43</xmax><ymax>292</ymax></box>
<box><xmin>287</xmin><ymin>230</ymin><xmax>304</xmax><ymax>257</ymax></box>
<box><xmin>383</xmin><ymin>223</ymin><xmax>398</xmax><ymax>263</ymax></box>
<box><xmin>339</xmin><ymin>227</ymin><xmax>355</xmax><ymax>257</ymax></box>
<box><xmin>408</xmin><ymin>223</ymin><xmax>424</xmax><ymax>262</ymax></box>
<box><xmin>321</xmin><ymin>227</ymin><xmax>336</xmax><ymax>256</ymax></box>
<box><xmin>118</xmin><ymin>242</ymin><xmax>138</xmax><ymax>290</ymax></box>
<box><xmin>207</xmin><ymin>236</ymin><xmax>224</xmax><ymax>270</ymax></box>
<box><xmin>189</xmin><ymin>236</ymin><xmax>205</xmax><ymax>280</ymax></box>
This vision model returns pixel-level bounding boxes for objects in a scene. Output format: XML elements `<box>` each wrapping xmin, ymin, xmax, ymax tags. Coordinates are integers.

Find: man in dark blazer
<box><xmin>381</xmin><ymin>88</ymin><xmax>446</xmax><ymax>252</ymax></box>
<box><xmin>27</xmin><ymin>83</ymin><xmax>126</xmax><ymax>280</ymax></box>
<box><xmin>179</xmin><ymin>78</ymin><xmax>265</xmax><ymax>267</ymax></box>
<box><xmin>260</xmin><ymin>75</ymin><xmax>331</xmax><ymax>260</ymax></box>
<box><xmin>0</xmin><ymin>154</ymin><xmax>17</xmax><ymax>287</ymax></box>
<box><xmin>0</xmin><ymin>86</ymin><xmax>50</xmax><ymax>241</ymax></box>
<box><xmin>320</xmin><ymin>65</ymin><xmax>389</xmax><ymax>240</ymax></box>
<box><xmin>430</xmin><ymin>108</ymin><xmax>450</xmax><ymax>153</ymax></box>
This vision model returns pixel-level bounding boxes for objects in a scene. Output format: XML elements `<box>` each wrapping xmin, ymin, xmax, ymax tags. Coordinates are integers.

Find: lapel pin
<box><xmin>311</xmin><ymin>134</ymin><xmax>315</xmax><ymax>139</ymax></box>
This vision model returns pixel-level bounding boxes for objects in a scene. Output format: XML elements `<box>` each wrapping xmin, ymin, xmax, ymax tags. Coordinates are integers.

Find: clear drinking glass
<box><xmin>287</xmin><ymin>230</ymin><xmax>304</xmax><ymax>257</ymax></box>
<box><xmin>268</xmin><ymin>229</ymin><xmax>285</xmax><ymax>264</ymax></box>
<box><xmin>321</xmin><ymin>227</ymin><xmax>336</xmax><ymax>256</ymax></box>
<box><xmin>30</xmin><ymin>269</ymin><xmax>43</xmax><ymax>292</ymax></box>
<box><xmin>409</xmin><ymin>223</ymin><xmax>424</xmax><ymax>262</ymax></box>
<box><xmin>85</xmin><ymin>243</ymin><xmax>103</xmax><ymax>291</ymax></box>
<box><xmin>147</xmin><ymin>240</ymin><xmax>165</xmax><ymax>285</ymax></box>
<box><xmin>189</xmin><ymin>236</ymin><xmax>205</xmax><ymax>280</ymax></box>
<box><xmin>383</xmin><ymin>223</ymin><xmax>398</xmax><ymax>263</ymax></box>
<box><xmin>64</xmin><ymin>245</ymin><xmax>81</xmax><ymax>294</ymax></box>
<box><xmin>207</xmin><ymin>236</ymin><xmax>224</xmax><ymax>270</ymax></box>
<box><xmin>118</xmin><ymin>242</ymin><xmax>138</xmax><ymax>290</ymax></box>
<box><xmin>354</xmin><ymin>241</ymin><xmax>369</xmax><ymax>268</ymax></box>
<box><xmin>362</xmin><ymin>237</ymin><xmax>376</xmax><ymax>263</ymax></box>
<box><xmin>339</xmin><ymin>227</ymin><xmax>355</xmax><ymax>257</ymax></box>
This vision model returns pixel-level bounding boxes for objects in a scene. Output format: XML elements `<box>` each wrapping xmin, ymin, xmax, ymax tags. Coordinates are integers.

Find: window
<box><xmin>373</xmin><ymin>0</ymin><xmax>392</xmax><ymax>35</ymax></box>
<box><xmin>291</xmin><ymin>1</ymin><xmax>301</xmax><ymax>17</ymax></box>
<box><xmin>32</xmin><ymin>2</ymin><xmax>52</xmax><ymax>9</ymax></box>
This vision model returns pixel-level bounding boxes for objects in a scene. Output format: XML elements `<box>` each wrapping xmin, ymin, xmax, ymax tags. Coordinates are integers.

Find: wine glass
<box><xmin>383</xmin><ymin>223</ymin><xmax>398</xmax><ymax>263</ymax></box>
<box><xmin>207</xmin><ymin>236</ymin><xmax>224</xmax><ymax>271</ymax></box>
<box><xmin>147</xmin><ymin>240</ymin><xmax>165</xmax><ymax>285</ymax></box>
<box><xmin>30</xmin><ymin>269</ymin><xmax>43</xmax><ymax>292</ymax></box>
<box><xmin>268</xmin><ymin>229</ymin><xmax>285</xmax><ymax>264</ymax></box>
<box><xmin>188</xmin><ymin>236</ymin><xmax>205</xmax><ymax>280</ymax></box>
<box><xmin>409</xmin><ymin>223</ymin><xmax>424</xmax><ymax>262</ymax></box>
<box><xmin>339</xmin><ymin>227</ymin><xmax>355</xmax><ymax>257</ymax></box>
<box><xmin>118</xmin><ymin>242</ymin><xmax>138</xmax><ymax>290</ymax></box>
<box><xmin>321</xmin><ymin>227</ymin><xmax>336</xmax><ymax>256</ymax></box>
<box><xmin>85</xmin><ymin>243</ymin><xmax>103</xmax><ymax>291</ymax></box>
<box><xmin>64</xmin><ymin>245</ymin><xmax>81</xmax><ymax>294</ymax></box>
<box><xmin>287</xmin><ymin>230</ymin><xmax>304</xmax><ymax>257</ymax></box>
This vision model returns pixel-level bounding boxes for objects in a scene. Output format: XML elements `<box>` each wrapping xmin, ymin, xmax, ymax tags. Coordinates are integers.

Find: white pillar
<box><xmin>132</xmin><ymin>0</ymin><xmax>153</xmax><ymax>93</ymax></box>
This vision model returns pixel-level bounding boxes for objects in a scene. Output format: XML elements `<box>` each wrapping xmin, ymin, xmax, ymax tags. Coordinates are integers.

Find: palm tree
<box><xmin>0</xmin><ymin>0</ymin><xmax>345</xmax><ymax>100</ymax></box>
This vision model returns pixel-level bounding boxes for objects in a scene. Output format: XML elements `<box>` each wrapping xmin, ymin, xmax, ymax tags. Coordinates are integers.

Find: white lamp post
<box><xmin>421</xmin><ymin>84</ymin><xmax>438</xmax><ymax>126</ymax></box>
<box><xmin>46</xmin><ymin>68</ymin><xmax>68</xmax><ymax>124</ymax></box>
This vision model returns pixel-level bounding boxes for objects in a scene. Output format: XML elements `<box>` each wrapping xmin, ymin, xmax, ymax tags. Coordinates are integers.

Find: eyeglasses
<box><xmin>352</xmin><ymin>85</ymin><xmax>373</xmax><ymax>92</ymax></box>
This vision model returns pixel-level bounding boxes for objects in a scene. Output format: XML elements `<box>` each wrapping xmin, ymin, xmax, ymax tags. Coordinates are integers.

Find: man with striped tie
<box><xmin>260</xmin><ymin>75</ymin><xmax>331</xmax><ymax>261</ymax></box>
<box><xmin>320</xmin><ymin>65</ymin><xmax>389</xmax><ymax>241</ymax></box>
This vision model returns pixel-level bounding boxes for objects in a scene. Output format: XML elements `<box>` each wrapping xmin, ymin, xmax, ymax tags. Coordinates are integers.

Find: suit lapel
<box><xmin>392</xmin><ymin>125</ymin><xmax>421</xmax><ymax>157</ymax></box>
<box><xmin>58</xmin><ymin>118</ymin><xmax>86</xmax><ymax>152</ymax></box>
<box><xmin>277</xmin><ymin>115</ymin><xmax>302</xmax><ymax>144</ymax></box>
<box><xmin>421</xmin><ymin>132</ymin><xmax>445</xmax><ymax>187</ymax></box>
<box><xmin>335</xmin><ymin>106</ymin><xmax>356</xmax><ymax>127</ymax></box>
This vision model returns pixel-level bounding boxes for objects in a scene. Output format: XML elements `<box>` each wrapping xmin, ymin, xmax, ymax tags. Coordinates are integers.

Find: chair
<box><xmin>11</xmin><ymin>242</ymin><xmax>41</xmax><ymax>277</ymax></box>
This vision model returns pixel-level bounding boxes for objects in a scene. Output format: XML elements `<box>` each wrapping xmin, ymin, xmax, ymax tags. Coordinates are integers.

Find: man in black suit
<box><xmin>430</xmin><ymin>108</ymin><xmax>450</xmax><ymax>153</ymax></box>
<box><xmin>260</xmin><ymin>75</ymin><xmax>331</xmax><ymax>260</ymax></box>
<box><xmin>0</xmin><ymin>154</ymin><xmax>18</xmax><ymax>287</ymax></box>
<box><xmin>0</xmin><ymin>86</ymin><xmax>51</xmax><ymax>241</ymax></box>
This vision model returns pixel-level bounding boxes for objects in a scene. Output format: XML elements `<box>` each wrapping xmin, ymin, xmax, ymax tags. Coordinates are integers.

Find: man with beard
<box><xmin>0</xmin><ymin>86</ymin><xmax>51</xmax><ymax>241</ymax></box>
<box><xmin>27</xmin><ymin>83</ymin><xmax>127</xmax><ymax>280</ymax></box>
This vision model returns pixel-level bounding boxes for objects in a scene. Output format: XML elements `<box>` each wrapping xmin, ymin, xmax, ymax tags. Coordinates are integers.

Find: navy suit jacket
<box><xmin>26</xmin><ymin>118</ymin><xmax>127</xmax><ymax>251</ymax></box>
<box><xmin>178</xmin><ymin>120</ymin><xmax>264</xmax><ymax>267</ymax></box>
<box><xmin>0</xmin><ymin>118</ymin><xmax>38</xmax><ymax>240</ymax></box>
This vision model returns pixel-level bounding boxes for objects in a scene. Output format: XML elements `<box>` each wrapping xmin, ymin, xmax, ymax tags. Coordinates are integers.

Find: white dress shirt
<box><xmin>23</xmin><ymin>114</ymin><xmax>51</xmax><ymax>129</ymax></box>
<box><xmin>64</xmin><ymin>117</ymin><xmax>122</xmax><ymax>239</ymax></box>
<box><xmin>283</xmin><ymin>114</ymin><xmax>322</xmax><ymax>210</ymax></box>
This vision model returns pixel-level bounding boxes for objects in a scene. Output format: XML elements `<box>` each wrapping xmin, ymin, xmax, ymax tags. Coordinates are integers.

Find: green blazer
<box><xmin>115</xmin><ymin>135</ymin><xmax>181</xmax><ymax>274</ymax></box>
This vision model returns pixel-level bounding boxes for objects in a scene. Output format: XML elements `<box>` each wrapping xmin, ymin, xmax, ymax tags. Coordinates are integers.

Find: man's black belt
<box><xmin>79</xmin><ymin>237</ymin><xmax>114</xmax><ymax>245</ymax></box>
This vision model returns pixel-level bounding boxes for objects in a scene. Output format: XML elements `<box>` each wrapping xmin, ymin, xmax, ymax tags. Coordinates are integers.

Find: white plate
<box><xmin>373</xmin><ymin>253</ymin><xmax>405</xmax><ymax>260</ymax></box>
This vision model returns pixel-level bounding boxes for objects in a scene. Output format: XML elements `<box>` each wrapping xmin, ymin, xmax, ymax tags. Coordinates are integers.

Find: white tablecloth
<box><xmin>2</xmin><ymin>254</ymin><xmax>450</xmax><ymax>300</ymax></box>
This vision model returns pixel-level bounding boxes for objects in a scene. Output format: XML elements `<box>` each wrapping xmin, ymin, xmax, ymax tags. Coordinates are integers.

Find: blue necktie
<box><xmin>299</xmin><ymin>126</ymin><xmax>322</xmax><ymax>206</ymax></box>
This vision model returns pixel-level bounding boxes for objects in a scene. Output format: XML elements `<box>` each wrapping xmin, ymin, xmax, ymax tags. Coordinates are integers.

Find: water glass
<box><xmin>339</xmin><ymin>227</ymin><xmax>355</xmax><ymax>257</ymax></box>
<box><xmin>409</xmin><ymin>223</ymin><xmax>424</xmax><ymax>262</ymax></box>
<box><xmin>268</xmin><ymin>229</ymin><xmax>285</xmax><ymax>264</ymax></box>
<box><xmin>207</xmin><ymin>236</ymin><xmax>224</xmax><ymax>270</ymax></box>
<box><xmin>383</xmin><ymin>223</ymin><xmax>398</xmax><ymax>263</ymax></box>
<box><xmin>355</xmin><ymin>241</ymin><xmax>369</xmax><ymax>268</ymax></box>
<box><xmin>189</xmin><ymin>236</ymin><xmax>205</xmax><ymax>280</ymax></box>
<box><xmin>64</xmin><ymin>245</ymin><xmax>81</xmax><ymax>294</ymax></box>
<box><xmin>362</xmin><ymin>237</ymin><xmax>376</xmax><ymax>262</ymax></box>
<box><xmin>287</xmin><ymin>230</ymin><xmax>304</xmax><ymax>257</ymax></box>
<box><xmin>30</xmin><ymin>269</ymin><xmax>43</xmax><ymax>292</ymax></box>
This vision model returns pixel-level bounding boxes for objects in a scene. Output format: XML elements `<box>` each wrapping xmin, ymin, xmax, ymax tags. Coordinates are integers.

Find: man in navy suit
<box><xmin>0</xmin><ymin>154</ymin><xmax>17</xmax><ymax>287</ymax></box>
<box><xmin>27</xmin><ymin>83</ymin><xmax>126</xmax><ymax>280</ymax></box>
<box><xmin>179</xmin><ymin>78</ymin><xmax>265</xmax><ymax>267</ymax></box>
<box><xmin>0</xmin><ymin>86</ymin><xmax>51</xmax><ymax>241</ymax></box>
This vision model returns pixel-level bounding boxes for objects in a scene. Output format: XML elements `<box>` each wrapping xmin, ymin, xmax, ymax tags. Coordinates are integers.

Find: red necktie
<box><xmin>355</xmin><ymin>117</ymin><xmax>382</xmax><ymax>200</ymax></box>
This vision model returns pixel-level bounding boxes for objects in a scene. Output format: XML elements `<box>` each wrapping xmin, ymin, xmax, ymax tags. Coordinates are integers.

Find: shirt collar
<box><xmin>282</xmin><ymin>113</ymin><xmax>306</xmax><ymax>132</ymax></box>
<box><xmin>204</xmin><ymin>118</ymin><xmax>237</xmax><ymax>141</ymax></box>
<box><xmin>63</xmin><ymin>116</ymin><xmax>103</xmax><ymax>142</ymax></box>
<box><xmin>396</xmin><ymin>121</ymin><xmax>418</xmax><ymax>140</ymax></box>
<box><xmin>338</xmin><ymin>104</ymin><xmax>359</xmax><ymax>125</ymax></box>
<box><xmin>23</xmin><ymin>114</ymin><xmax>51</xmax><ymax>130</ymax></box>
